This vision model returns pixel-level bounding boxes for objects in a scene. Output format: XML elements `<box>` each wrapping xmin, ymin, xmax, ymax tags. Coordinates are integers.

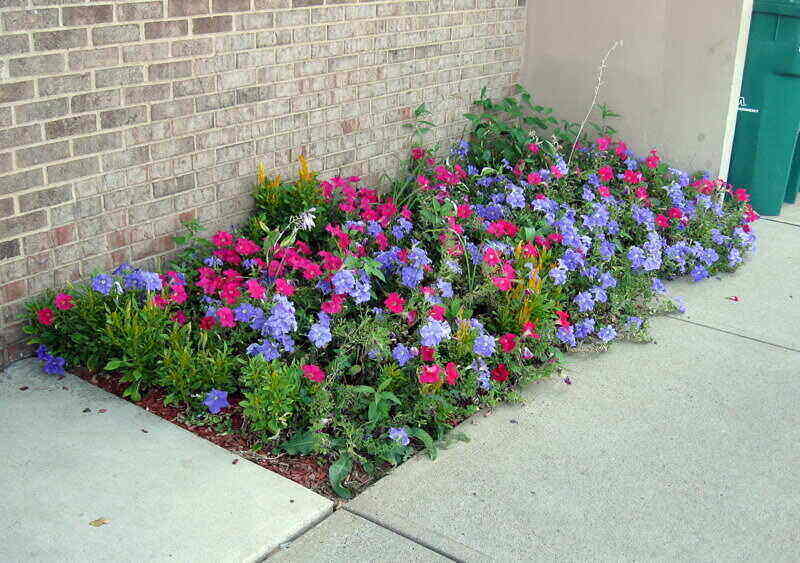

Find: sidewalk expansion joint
<box><xmin>342</xmin><ymin>506</ymin><xmax>464</xmax><ymax>562</ymax></box>
<box><xmin>666</xmin><ymin>315</ymin><xmax>800</xmax><ymax>353</ymax></box>
<box><xmin>761</xmin><ymin>217</ymin><xmax>800</xmax><ymax>229</ymax></box>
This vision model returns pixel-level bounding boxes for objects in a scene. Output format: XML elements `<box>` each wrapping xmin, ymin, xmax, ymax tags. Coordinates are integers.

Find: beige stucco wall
<box><xmin>522</xmin><ymin>0</ymin><xmax>752</xmax><ymax>177</ymax></box>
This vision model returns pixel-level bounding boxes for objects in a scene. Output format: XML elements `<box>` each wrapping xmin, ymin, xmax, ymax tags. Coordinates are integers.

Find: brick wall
<box><xmin>0</xmin><ymin>0</ymin><xmax>526</xmax><ymax>365</ymax></box>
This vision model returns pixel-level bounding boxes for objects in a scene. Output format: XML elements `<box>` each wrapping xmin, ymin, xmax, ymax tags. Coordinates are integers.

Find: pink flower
<box><xmin>623</xmin><ymin>170</ymin><xmax>644</xmax><ymax>184</ymax></box>
<box><xmin>275</xmin><ymin>278</ymin><xmax>295</xmax><ymax>296</ymax></box>
<box><xmin>216</xmin><ymin>307</ymin><xmax>236</xmax><ymax>328</ymax></box>
<box><xmin>418</xmin><ymin>364</ymin><xmax>441</xmax><ymax>384</ymax></box>
<box><xmin>54</xmin><ymin>293</ymin><xmax>74</xmax><ymax>311</ymax></box>
<box><xmin>596</xmin><ymin>136</ymin><xmax>612</xmax><ymax>151</ymax></box>
<box><xmin>321</xmin><ymin>294</ymin><xmax>345</xmax><ymax>314</ymax></box>
<box><xmin>655</xmin><ymin>215</ymin><xmax>670</xmax><ymax>228</ymax></box>
<box><xmin>483</xmin><ymin>248</ymin><xmax>501</xmax><ymax>266</ymax></box>
<box><xmin>37</xmin><ymin>308</ymin><xmax>55</xmax><ymax>325</ymax></box>
<box><xmin>170</xmin><ymin>284</ymin><xmax>188</xmax><ymax>304</ymax></box>
<box><xmin>487</xmin><ymin>220</ymin><xmax>519</xmax><ymax>238</ymax></box>
<box><xmin>234</xmin><ymin>238</ymin><xmax>260</xmax><ymax>256</ymax></box>
<box><xmin>527</xmin><ymin>172</ymin><xmax>543</xmax><ymax>185</ymax></box>
<box><xmin>411</xmin><ymin>147</ymin><xmax>426</xmax><ymax>160</ymax></box>
<box><xmin>384</xmin><ymin>292</ymin><xmax>405</xmax><ymax>314</ymax></box>
<box><xmin>219</xmin><ymin>282</ymin><xmax>241</xmax><ymax>305</ymax></box>
<box><xmin>732</xmin><ymin>188</ymin><xmax>750</xmax><ymax>202</ymax></box>
<box><xmin>527</xmin><ymin>143</ymin><xmax>540</xmax><ymax>153</ymax></box>
<box><xmin>492</xmin><ymin>277</ymin><xmax>513</xmax><ymax>291</ymax></box>
<box><xmin>597</xmin><ymin>185</ymin><xmax>611</xmax><ymax>198</ymax></box>
<box><xmin>212</xmin><ymin>230</ymin><xmax>233</xmax><ymax>247</ymax></box>
<box><xmin>499</xmin><ymin>333</ymin><xmax>517</xmax><ymax>352</ymax></box>
<box><xmin>172</xmin><ymin>311</ymin><xmax>187</xmax><ymax>324</ymax></box>
<box><xmin>444</xmin><ymin>362</ymin><xmax>460</xmax><ymax>385</ymax></box>
<box><xmin>302</xmin><ymin>364</ymin><xmax>325</xmax><ymax>383</ymax></box>
<box><xmin>635</xmin><ymin>186</ymin><xmax>649</xmax><ymax>200</ymax></box>
<box><xmin>555</xmin><ymin>310</ymin><xmax>571</xmax><ymax>328</ymax></box>
<box><xmin>429</xmin><ymin>305</ymin><xmax>446</xmax><ymax>321</ymax></box>
<box><xmin>417</xmin><ymin>175</ymin><xmax>431</xmax><ymax>190</ymax></box>
<box><xmin>152</xmin><ymin>295</ymin><xmax>169</xmax><ymax>309</ymax></box>
<box><xmin>598</xmin><ymin>165</ymin><xmax>614</xmax><ymax>183</ymax></box>
<box><xmin>246</xmin><ymin>279</ymin><xmax>266</xmax><ymax>300</ymax></box>
<box><xmin>522</xmin><ymin>322</ymin><xmax>540</xmax><ymax>339</ymax></box>
<box><xmin>645</xmin><ymin>149</ymin><xmax>661</xmax><ymax>169</ymax></box>
<box><xmin>199</xmin><ymin>316</ymin><xmax>216</xmax><ymax>330</ymax></box>
<box><xmin>456</xmin><ymin>204</ymin><xmax>473</xmax><ymax>219</ymax></box>
<box><xmin>419</xmin><ymin>346</ymin><xmax>436</xmax><ymax>362</ymax></box>
<box><xmin>667</xmin><ymin>207</ymin><xmax>683</xmax><ymax>219</ymax></box>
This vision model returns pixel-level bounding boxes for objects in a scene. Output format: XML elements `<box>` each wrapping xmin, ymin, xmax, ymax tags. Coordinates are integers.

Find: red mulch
<box><xmin>71</xmin><ymin>368</ymin><xmax>345</xmax><ymax>499</ymax></box>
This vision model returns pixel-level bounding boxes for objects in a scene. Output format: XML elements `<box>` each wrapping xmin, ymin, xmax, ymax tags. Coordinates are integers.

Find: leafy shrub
<box><xmin>239</xmin><ymin>357</ymin><xmax>306</xmax><ymax>437</ymax></box>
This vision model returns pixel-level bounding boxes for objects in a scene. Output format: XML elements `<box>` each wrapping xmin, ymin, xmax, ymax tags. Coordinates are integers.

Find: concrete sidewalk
<box><xmin>0</xmin><ymin>360</ymin><xmax>333</xmax><ymax>562</ymax></box>
<box><xmin>275</xmin><ymin>217</ymin><xmax>800</xmax><ymax>561</ymax></box>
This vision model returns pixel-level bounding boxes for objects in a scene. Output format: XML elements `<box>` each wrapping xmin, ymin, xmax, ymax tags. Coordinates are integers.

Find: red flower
<box><xmin>54</xmin><ymin>293</ymin><xmax>74</xmax><ymax>311</ymax></box>
<box><xmin>321</xmin><ymin>294</ymin><xmax>346</xmax><ymax>314</ymax></box>
<box><xmin>384</xmin><ymin>292</ymin><xmax>405</xmax><ymax>314</ymax></box>
<box><xmin>645</xmin><ymin>149</ymin><xmax>661</xmax><ymax>169</ymax></box>
<box><xmin>219</xmin><ymin>282</ymin><xmax>241</xmax><ymax>305</ymax></box>
<box><xmin>212</xmin><ymin>230</ymin><xmax>233</xmax><ymax>247</ymax></box>
<box><xmin>487</xmin><ymin>220</ymin><xmax>519</xmax><ymax>238</ymax></box>
<box><xmin>444</xmin><ymin>362</ymin><xmax>460</xmax><ymax>385</ymax></box>
<box><xmin>667</xmin><ymin>207</ymin><xmax>683</xmax><ymax>219</ymax></box>
<box><xmin>411</xmin><ymin>147</ymin><xmax>426</xmax><ymax>160</ymax></box>
<box><xmin>418</xmin><ymin>364</ymin><xmax>441</xmax><ymax>384</ymax></box>
<box><xmin>302</xmin><ymin>364</ymin><xmax>326</xmax><ymax>383</ymax></box>
<box><xmin>527</xmin><ymin>142</ymin><xmax>541</xmax><ymax>153</ymax></box>
<box><xmin>457</xmin><ymin>204</ymin><xmax>473</xmax><ymax>218</ymax></box>
<box><xmin>499</xmin><ymin>333</ymin><xmax>517</xmax><ymax>352</ymax></box>
<box><xmin>171</xmin><ymin>311</ymin><xmax>187</xmax><ymax>324</ymax></box>
<box><xmin>597</xmin><ymin>185</ymin><xmax>611</xmax><ymax>198</ymax></box>
<box><xmin>419</xmin><ymin>346</ymin><xmax>436</xmax><ymax>362</ymax></box>
<box><xmin>555</xmin><ymin>310</ymin><xmax>571</xmax><ymax>328</ymax></box>
<box><xmin>635</xmin><ymin>186</ymin><xmax>649</xmax><ymax>200</ymax></box>
<box><xmin>491</xmin><ymin>364</ymin><xmax>510</xmax><ymax>382</ymax></box>
<box><xmin>596</xmin><ymin>136</ymin><xmax>612</xmax><ymax>151</ymax></box>
<box><xmin>170</xmin><ymin>284</ymin><xmax>188</xmax><ymax>304</ymax></box>
<box><xmin>199</xmin><ymin>316</ymin><xmax>216</xmax><ymax>330</ymax></box>
<box><xmin>732</xmin><ymin>188</ymin><xmax>750</xmax><ymax>202</ymax></box>
<box><xmin>245</xmin><ymin>279</ymin><xmax>265</xmax><ymax>300</ymax></box>
<box><xmin>37</xmin><ymin>308</ymin><xmax>55</xmax><ymax>325</ymax></box>
<box><xmin>655</xmin><ymin>215</ymin><xmax>670</xmax><ymax>228</ymax></box>
<box><xmin>527</xmin><ymin>172</ymin><xmax>543</xmax><ymax>185</ymax></box>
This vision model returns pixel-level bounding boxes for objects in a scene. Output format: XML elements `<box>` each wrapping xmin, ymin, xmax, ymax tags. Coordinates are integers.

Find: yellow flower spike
<box><xmin>257</xmin><ymin>162</ymin><xmax>266</xmax><ymax>185</ymax></box>
<box><xmin>298</xmin><ymin>154</ymin><xmax>313</xmax><ymax>182</ymax></box>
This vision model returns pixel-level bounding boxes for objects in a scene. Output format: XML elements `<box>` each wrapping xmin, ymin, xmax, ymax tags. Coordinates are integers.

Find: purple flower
<box><xmin>591</xmin><ymin>286</ymin><xmax>608</xmax><ymax>303</ymax></box>
<box><xmin>331</xmin><ymin>270</ymin><xmax>356</xmax><ymax>294</ymax></box>
<box><xmin>91</xmin><ymin>274</ymin><xmax>113</xmax><ymax>295</ymax></box>
<box><xmin>561</xmin><ymin>249</ymin><xmax>585</xmax><ymax>271</ymax></box>
<box><xmin>308</xmin><ymin>322</ymin><xmax>332</xmax><ymax>348</ymax></box>
<box><xmin>556</xmin><ymin>326</ymin><xmax>577</xmax><ymax>347</ymax></box>
<box><xmin>597</xmin><ymin>325</ymin><xmax>617</xmax><ymax>343</ymax></box>
<box><xmin>627</xmin><ymin>246</ymin><xmax>646</xmax><ymax>270</ymax></box>
<box><xmin>599</xmin><ymin>272</ymin><xmax>617</xmax><ymax>289</ymax></box>
<box><xmin>690</xmin><ymin>265</ymin><xmax>709</xmax><ymax>282</ymax></box>
<box><xmin>437</xmin><ymin>279</ymin><xmax>453</xmax><ymax>298</ymax></box>
<box><xmin>574</xmin><ymin>291</ymin><xmax>595</xmax><ymax>312</ymax></box>
<box><xmin>419</xmin><ymin>320</ymin><xmax>451</xmax><ymax>347</ymax></box>
<box><xmin>574</xmin><ymin>319</ymin><xmax>595</xmax><ymax>339</ymax></box>
<box><xmin>392</xmin><ymin>344</ymin><xmax>414</xmax><ymax>367</ymax></box>
<box><xmin>203</xmin><ymin>256</ymin><xmax>223</xmax><ymax>268</ymax></box>
<box><xmin>43</xmin><ymin>355</ymin><xmax>66</xmax><ymax>375</ymax></box>
<box><xmin>400</xmin><ymin>266</ymin><xmax>423</xmax><ymax>288</ymax></box>
<box><xmin>651</xmin><ymin>278</ymin><xmax>667</xmax><ymax>294</ymax></box>
<box><xmin>264</xmin><ymin>295</ymin><xmax>297</xmax><ymax>338</ymax></box>
<box><xmin>203</xmin><ymin>389</ymin><xmax>229</xmax><ymax>414</ymax></box>
<box><xmin>728</xmin><ymin>247</ymin><xmax>742</xmax><ymax>267</ymax></box>
<box><xmin>473</xmin><ymin>334</ymin><xmax>496</xmax><ymax>357</ymax></box>
<box><xmin>625</xmin><ymin>316</ymin><xmax>643</xmax><ymax>329</ymax></box>
<box><xmin>388</xmin><ymin>427</ymin><xmax>410</xmax><ymax>446</ymax></box>
<box><xmin>549</xmin><ymin>266</ymin><xmax>568</xmax><ymax>285</ymax></box>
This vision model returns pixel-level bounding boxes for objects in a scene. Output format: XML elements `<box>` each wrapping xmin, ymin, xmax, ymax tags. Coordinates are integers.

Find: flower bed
<box><xmin>23</xmin><ymin>86</ymin><xmax>758</xmax><ymax>497</ymax></box>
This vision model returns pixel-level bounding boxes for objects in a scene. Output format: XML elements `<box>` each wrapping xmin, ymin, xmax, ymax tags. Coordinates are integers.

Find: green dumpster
<box><xmin>729</xmin><ymin>0</ymin><xmax>800</xmax><ymax>215</ymax></box>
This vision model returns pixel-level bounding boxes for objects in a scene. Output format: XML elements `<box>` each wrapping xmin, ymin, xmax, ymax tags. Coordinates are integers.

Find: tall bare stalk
<box><xmin>568</xmin><ymin>40</ymin><xmax>622</xmax><ymax>167</ymax></box>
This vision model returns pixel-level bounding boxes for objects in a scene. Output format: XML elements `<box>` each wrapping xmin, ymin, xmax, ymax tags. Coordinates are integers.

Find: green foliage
<box><xmin>239</xmin><ymin>357</ymin><xmax>305</xmax><ymax>437</ymax></box>
<box><xmin>158</xmin><ymin>323</ymin><xmax>238</xmax><ymax>408</ymax></box>
<box><xmin>103</xmin><ymin>298</ymin><xmax>172</xmax><ymax>401</ymax></box>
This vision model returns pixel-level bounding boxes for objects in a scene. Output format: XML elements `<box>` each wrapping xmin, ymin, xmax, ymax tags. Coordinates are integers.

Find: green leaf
<box><xmin>350</xmin><ymin>385</ymin><xmax>375</xmax><ymax>395</ymax></box>
<box><xmin>281</xmin><ymin>430</ymin><xmax>318</xmax><ymax>455</ymax></box>
<box><xmin>104</xmin><ymin>359</ymin><xmax>126</xmax><ymax>371</ymax></box>
<box><xmin>408</xmin><ymin>428</ymin><xmax>437</xmax><ymax>460</ymax></box>
<box><xmin>328</xmin><ymin>454</ymin><xmax>353</xmax><ymax>498</ymax></box>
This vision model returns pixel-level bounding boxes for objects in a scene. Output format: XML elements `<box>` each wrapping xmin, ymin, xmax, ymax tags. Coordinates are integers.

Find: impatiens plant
<box><xmin>22</xmin><ymin>85</ymin><xmax>758</xmax><ymax>496</ymax></box>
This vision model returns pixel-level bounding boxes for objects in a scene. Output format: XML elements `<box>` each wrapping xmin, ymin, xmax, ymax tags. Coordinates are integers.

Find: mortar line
<box><xmin>343</xmin><ymin>506</ymin><xmax>464</xmax><ymax>562</ymax></box>
<box><xmin>665</xmin><ymin>316</ymin><xmax>800</xmax><ymax>353</ymax></box>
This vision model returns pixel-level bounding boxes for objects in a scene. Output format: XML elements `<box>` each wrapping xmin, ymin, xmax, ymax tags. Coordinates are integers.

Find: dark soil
<box><xmin>70</xmin><ymin>368</ymin><xmax>366</xmax><ymax>500</ymax></box>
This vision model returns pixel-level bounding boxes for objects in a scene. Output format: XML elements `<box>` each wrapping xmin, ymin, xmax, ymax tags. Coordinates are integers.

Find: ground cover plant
<box><xmin>23</xmin><ymin>85</ymin><xmax>759</xmax><ymax>497</ymax></box>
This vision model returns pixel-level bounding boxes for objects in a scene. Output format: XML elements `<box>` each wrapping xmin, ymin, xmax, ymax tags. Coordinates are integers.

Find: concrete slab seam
<box><xmin>760</xmin><ymin>218</ymin><xmax>800</xmax><ymax>229</ymax></box>
<box><xmin>665</xmin><ymin>315</ymin><xmax>800</xmax><ymax>353</ymax></box>
<box><xmin>257</xmin><ymin>505</ymin><xmax>336</xmax><ymax>562</ymax></box>
<box><xmin>342</xmin><ymin>507</ymin><xmax>464</xmax><ymax>562</ymax></box>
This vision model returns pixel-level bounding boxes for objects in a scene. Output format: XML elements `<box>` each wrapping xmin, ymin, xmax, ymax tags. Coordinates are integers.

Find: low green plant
<box><xmin>239</xmin><ymin>357</ymin><xmax>306</xmax><ymax>438</ymax></box>
<box><xmin>103</xmin><ymin>298</ymin><xmax>171</xmax><ymax>401</ymax></box>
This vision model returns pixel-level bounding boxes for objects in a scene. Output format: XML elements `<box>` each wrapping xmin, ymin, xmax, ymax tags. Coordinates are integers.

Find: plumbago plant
<box><xmin>22</xmin><ymin>85</ymin><xmax>758</xmax><ymax>497</ymax></box>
